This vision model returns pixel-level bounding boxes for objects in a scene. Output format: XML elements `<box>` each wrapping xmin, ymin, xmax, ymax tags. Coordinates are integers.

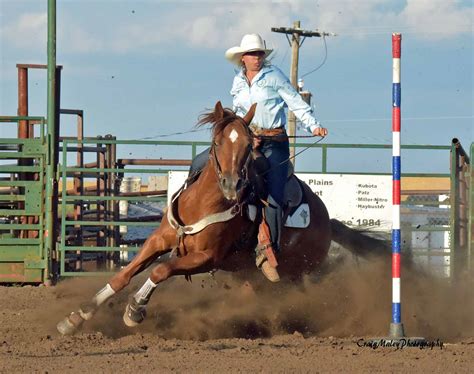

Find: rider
<box><xmin>224</xmin><ymin>34</ymin><xmax>328</xmax><ymax>282</ymax></box>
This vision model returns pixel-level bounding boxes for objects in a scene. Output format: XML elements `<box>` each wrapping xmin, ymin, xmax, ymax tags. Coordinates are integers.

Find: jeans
<box><xmin>189</xmin><ymin>140</ymin><xmax>289</xmax><ymax>252</ymax></box>
<box><xmin>259</xmin><ymin>138</ymin><xmax>289</xmax><ymax>206</ymax></box>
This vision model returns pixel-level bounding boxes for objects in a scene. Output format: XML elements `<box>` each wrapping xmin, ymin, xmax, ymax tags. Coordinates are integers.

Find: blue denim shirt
<box><xmin>230</xmin><ymin>65</ymin><xmax>321</xmax><ymax>134</ymax></box>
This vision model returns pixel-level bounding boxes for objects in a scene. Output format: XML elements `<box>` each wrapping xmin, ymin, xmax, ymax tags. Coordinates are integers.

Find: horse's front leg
<box><xmin>56</xmin><ymin>226</ymin><xmax>175</xmax><ymax>335</ymax></box>
<box><xmin>123</xmin><ymin>250</ymin><xmax>213</xmax><ymax>327</ymax></box>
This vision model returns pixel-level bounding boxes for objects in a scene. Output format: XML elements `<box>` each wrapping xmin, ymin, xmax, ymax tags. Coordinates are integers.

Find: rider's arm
<box><xmin>273</xmin><ymin>67</ymin><xmax>322</xmax><ymax>134</ymax></box>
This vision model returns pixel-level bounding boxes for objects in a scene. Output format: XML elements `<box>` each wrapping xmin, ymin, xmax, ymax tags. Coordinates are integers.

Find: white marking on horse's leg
<box><xmin>133</xmin><ymin>277</ymin><xmax>157</xmax><ymax>305</ymax></box>
<box><xmin>229</xmin><ymin>129</ymin><xmax>239</xmax><ymax>143</ymax></box>
<box><xmin>92</xmin><ymin>283</ymin><xmax>116</xmax><ymax>307</ymax></box>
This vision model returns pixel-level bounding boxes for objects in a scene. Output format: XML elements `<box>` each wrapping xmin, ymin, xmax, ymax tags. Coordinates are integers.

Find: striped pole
<box><xmin>368</xmin><ymin>34</ymin><xmax>425</xmax><ymax>345</ymax></box>
<box><xmin>390</xmin><ymin>33</ymin><xmax>405</xmax><ymax>338</ymax></box>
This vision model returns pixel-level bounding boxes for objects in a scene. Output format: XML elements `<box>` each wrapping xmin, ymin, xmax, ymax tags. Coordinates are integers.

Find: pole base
<box><xmin>364</xmin><ymin>322</ymin><xmax>428</xmax><ymax>348</ymax></box>
<box><xmin>366</xmin><ymin>323</ymin><xmax>426</xmax><ymax>348</ymax></box>
<box><xmin>389</xmin><ymin>322</ymin><xmax>405</xmax><ymax>338</ymax></box>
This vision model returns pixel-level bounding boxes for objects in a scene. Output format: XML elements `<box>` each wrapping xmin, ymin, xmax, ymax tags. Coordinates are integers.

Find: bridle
<box><xmin>209</xmin><ymin>119</ymin><xmax>253</xmax><ymax>200</ymax></box>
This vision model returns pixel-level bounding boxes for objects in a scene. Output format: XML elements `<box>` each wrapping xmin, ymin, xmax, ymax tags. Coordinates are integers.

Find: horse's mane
<box><xmin>197</xmin><ymin>107</ymin><xmax>252</xmax><ymax>141</ymax></box>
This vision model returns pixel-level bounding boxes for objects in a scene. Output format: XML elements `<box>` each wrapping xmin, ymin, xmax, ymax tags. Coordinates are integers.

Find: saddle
<box><xmin>186</xmin><ymin>148</ymin><xmax>310</xmax><ymax>229</ymax></box>
<box><xmin>247</xmin><ymin>153</ymin><xmax>310</xmax><ymax>229</ymax></box>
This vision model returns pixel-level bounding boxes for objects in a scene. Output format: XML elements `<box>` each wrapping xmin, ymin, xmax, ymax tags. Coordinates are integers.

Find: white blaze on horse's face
<box><xmin>229</xmin><ymin>129</ymin><xmax>239</xmax><ymax>143</ymax></box>
<box><xmin>229</xmin><ymin>129</ymin><xmax>239</xmax><ymax>176</ymax></box>
<box><xmin>216</xmin><ymin>121</ymin><xmax>250</xmax><ymax>202</ymax></box>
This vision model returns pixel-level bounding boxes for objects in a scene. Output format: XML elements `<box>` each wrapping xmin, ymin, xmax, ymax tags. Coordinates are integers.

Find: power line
<box><xmin>301</xmin><ymin>35</ymin><xmax>328</xmax><ymax>78</ymax></box>
<box><xmin>324</xmin><ymin>115</ymin><xmax>474</xmax><ymax>123</ymax></box>
<box><xmin>328</xmin><ymin>24</ymin><xmax>472</xmax><ymax>37</ymax></box>
<box><xmin>139</xmin><ymin>128</ymin><xmax>207</xmax><ymax>140</ymax></box>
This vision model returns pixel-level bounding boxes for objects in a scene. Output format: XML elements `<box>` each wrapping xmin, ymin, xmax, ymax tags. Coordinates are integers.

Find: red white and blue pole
<box><xmin>390</xmin><ymin>33</ymin><xmax>404</xmax><ymax>338</ymax></box>
<box><xmin>368</xmin><ymin>34</ymin><xmax>425</xmax><ymax>345</ymax></box>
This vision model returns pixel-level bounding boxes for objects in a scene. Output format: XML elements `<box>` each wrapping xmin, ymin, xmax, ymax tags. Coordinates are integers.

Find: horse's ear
<box><xmin>214</xmin><ymin>101</ymin><xmax>225</xmax><ymax>121</ymax></box>
<box><xmin>243</xmin><ymin>103</ymin><xmax>257</xmax><ymax>125</ymax></box>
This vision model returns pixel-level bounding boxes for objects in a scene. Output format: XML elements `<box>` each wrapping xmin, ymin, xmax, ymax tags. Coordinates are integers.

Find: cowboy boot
<box><xmin>256</xmin><ymin>197</ymin><xmax>282</xmax><ymax>282</ymax></box>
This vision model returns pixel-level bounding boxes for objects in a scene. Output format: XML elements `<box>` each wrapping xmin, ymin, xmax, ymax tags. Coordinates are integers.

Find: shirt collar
<box><xmin>239</xmin><ymin>65</ymin><xmax>274</xmax><ymax>82</ymax></box>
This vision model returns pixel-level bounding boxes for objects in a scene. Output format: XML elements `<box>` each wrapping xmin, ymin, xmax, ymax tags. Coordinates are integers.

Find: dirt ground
<box><xmin>1</xmin><ymin>256</ymin><xmax>473</xmax><ymax>373</ymax></box>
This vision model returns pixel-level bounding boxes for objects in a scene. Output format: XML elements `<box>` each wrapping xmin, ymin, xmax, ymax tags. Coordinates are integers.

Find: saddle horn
<box><xmin>243</xmin><ymin>103</ymin><xmax>257</xmax><ymax>125</ymax></box>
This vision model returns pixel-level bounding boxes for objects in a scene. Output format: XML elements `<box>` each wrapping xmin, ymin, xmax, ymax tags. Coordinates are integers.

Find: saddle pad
<box><xmin>284</xmin><ymin>203</ymin><xmax>310</xmax><ymax>228</ymax></box>
<box><xmin>247</xmin><ymin>203</ymin><xmax>310</xmax><ymax>228</ymax></box>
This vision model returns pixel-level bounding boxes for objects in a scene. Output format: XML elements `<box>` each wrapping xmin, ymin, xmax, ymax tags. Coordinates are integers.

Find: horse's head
<box><xmin>198</xmin><ymin>101</ymin><xmax>256</xmax><ymax>202</ymax></box>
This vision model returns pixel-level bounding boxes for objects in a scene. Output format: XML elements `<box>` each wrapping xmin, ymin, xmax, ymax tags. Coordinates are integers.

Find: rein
<box><xmin>256</xmin><ymin>135</ymin><xmax>326</xmax><ymax>177</ymax></box>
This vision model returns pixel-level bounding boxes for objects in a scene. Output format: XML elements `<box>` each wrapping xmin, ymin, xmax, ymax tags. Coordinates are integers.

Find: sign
<box><xmin>168</xmin><ymin>171</ymin><xmax>392</xmax><ymax>231</ymax></box>
<box><xmin>297</xmin><ymin>173</ymin><xmax>391</xmax><ymax>231</ymax></box>
<box><xmin>168</xmin><ymin>171</ymin><xmax>189</xmax><ymax>207</ymax></box>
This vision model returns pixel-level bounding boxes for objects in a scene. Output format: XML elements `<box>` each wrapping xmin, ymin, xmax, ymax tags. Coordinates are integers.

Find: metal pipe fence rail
<box><xmin>56</xmin><ymin>137</ymin><xmax>468</xmax><ymax>280</ymax></box>
<box><xmin>0</xmin><ymin>123</ymin><xmax>470</xmax><ymax>282</ymax></box>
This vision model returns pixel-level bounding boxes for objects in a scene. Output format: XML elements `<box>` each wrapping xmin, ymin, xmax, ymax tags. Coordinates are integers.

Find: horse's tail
<box><xmin>330</xmin><ymin>218</ymin><xmax>390</xmax><ymax>258</ymax></box>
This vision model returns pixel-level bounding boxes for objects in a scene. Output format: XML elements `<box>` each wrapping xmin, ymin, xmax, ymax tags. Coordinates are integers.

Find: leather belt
<box><xmin>250</xmin><ymin>125</ymin><xmax>287</xmax><ymax>139</ymax></box>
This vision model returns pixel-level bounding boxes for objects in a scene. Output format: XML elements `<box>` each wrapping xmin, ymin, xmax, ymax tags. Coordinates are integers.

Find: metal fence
<box><xmin>0</xmin><ymin>121</ymin><xmax>471</xmax><ymax>282</ymax></box>
<box><xmin>0</xmin><ymin>116</ymin><xmax>50</xmax><ymax>282</ymax></box>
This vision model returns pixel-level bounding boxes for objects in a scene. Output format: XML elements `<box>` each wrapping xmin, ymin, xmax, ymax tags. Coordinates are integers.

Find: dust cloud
<box><xmin>49</xmin><ymin>253</ymin><xmax>473</xmax><ymax>342</ymax></box>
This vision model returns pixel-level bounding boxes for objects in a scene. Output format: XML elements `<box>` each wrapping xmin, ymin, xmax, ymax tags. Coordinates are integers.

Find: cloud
<box><xmin>0</xmin><ymin>12</ymin><xmax>47</xmax><ymax>50</ymax></box>
<box><xmin>59</xmin><ymin>20</ymin><xmax>103</xmax><ymax>53</ymax></box>
<box><xmin>0</xmin><ymin>10</ymin><xmax>102</xmax><ymax>54</ymax></box>
<box><xmin>100</xmin><ymin>0</ymin><xmax>474</xmax><ymax>51</ymax></box>
<box><xmin>401</xmin><ymin>0</ymin><xmax>472</xmax><ymax>38</ymax></box>
<box><xmin>107</xmin><ymin>2</ymin><xmax>293</xmax><ymax>53</ymax></box>
<box><xmin>1</xmin><ymin>1</ymin><xmax>472</xmax><ymax>57</ymax></box>
<box><xmin>301</xmin><ymin>0</ymin><xmax>472</xmax><ymax>40</ymax></box>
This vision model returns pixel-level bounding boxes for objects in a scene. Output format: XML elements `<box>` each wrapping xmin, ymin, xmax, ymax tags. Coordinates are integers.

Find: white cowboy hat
<box><xmin>225</xmin><ymin>34</ymin><xmax>273</xmax><ymax>65</ymax></box>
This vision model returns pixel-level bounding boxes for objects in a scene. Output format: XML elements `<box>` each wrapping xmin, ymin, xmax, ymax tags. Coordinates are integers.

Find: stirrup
<box><xmin>256</xmin><ymin>251</ymin><xmax>280</xmax><ymax>283</ymax></box>
<box><xmin>258</xmin><ymin>258</ymin><xmax>281</xmax><ymax>283</ymax></box>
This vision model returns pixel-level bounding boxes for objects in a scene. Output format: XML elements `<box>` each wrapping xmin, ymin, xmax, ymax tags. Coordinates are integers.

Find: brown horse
<box><xmin>57</xmin><ymin>101</ymin><xmax>386</xmax><ymax>335</ymax></box>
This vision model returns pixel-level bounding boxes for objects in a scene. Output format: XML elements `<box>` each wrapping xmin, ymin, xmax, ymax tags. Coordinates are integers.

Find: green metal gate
<box><xmin>0</xmin><ymin>117</ymin><xmax>49</xmax><ymax>282</ymax></box>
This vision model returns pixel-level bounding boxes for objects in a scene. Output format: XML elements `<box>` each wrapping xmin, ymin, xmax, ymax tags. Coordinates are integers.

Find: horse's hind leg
<box><xmin>123</xmin><ymin>251</ymin><xmax>213</xmax><ymax>327</ymax></box>
<box><xmin>57</xmin><ymin>227</ymin><xmax>175</xmax><ymax>335</ymax></box>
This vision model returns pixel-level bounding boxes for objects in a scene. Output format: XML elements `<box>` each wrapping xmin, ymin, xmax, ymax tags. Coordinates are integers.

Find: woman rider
<box><xmin>191</xmin><ymin>34</ymin><xmax>328</xmax><ymax>282</ymax></box>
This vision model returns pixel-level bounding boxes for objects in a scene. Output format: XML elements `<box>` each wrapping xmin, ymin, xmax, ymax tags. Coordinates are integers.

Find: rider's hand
<box><xmin>312</xmin><ymin>126</ymin><xmax>328</xmax><ymax>137</ymax></box>
<box><xmin>253</xmin><ymin>136</ymin><xmax>262</xmax><ymax>148</ymax></box>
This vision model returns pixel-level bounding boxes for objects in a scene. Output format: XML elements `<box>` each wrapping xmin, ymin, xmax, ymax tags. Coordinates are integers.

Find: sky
<box><xmin>0</xmin><ymin>0</ymin><xmax>472</xmax><ymax>174</ymax></box>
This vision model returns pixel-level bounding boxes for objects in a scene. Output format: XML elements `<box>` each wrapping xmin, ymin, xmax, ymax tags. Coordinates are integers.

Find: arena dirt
<box><xmin>0</xmin><ymin>254</ymin><xmax>472</xmax><ymax>372</ymax></box>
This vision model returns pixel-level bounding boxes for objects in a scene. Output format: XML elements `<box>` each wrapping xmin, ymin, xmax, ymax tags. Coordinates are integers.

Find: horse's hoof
<box><xmin>78</xmin><ymin>302</ymin><xmax>96</xmax><ymax>321</ymax></box>
<box><xmin>57</xmin><ymin>312</ymin><xmax>85</xmax><ymax>336</ymax></box>
<box><xmin>123</xmin><ymin>302</ymin><xmax>146</xmax><ymax>327</ymax></box>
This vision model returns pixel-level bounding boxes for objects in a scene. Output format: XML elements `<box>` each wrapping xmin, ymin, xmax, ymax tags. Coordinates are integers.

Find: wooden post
<box><xmin>288</xmin><ymin>21</ymin><xmax>300</xmax><ymax>166</ymax></box>
<box><xmin>271</xmin><ymin>23</ymin><xmax>334</xmax><ymax>168</ymax></box>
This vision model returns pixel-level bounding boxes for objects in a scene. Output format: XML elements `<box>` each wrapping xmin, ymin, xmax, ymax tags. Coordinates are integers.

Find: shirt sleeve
<box><xmin>274</xmin><ymin>69</ymin><xmax>321</xmax><ymax>134</ymax></box>
<box><xmin>230</xmin><ymin>74</ymin><xmax>248</xmax><ymax>116</ymax></box>
<box><xmin>230</xmin><ymin>76</ymin><xmax>239</xmax><ymax>113</ymax></box>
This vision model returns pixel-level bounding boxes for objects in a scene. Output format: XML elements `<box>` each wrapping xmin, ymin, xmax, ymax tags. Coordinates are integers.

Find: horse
<box><xmin>57</xmin><ymin>101</ymin><xmax>388</xmax><ymax>335</ymax></box>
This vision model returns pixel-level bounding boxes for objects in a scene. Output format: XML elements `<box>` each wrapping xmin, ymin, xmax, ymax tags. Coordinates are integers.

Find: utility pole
<box><xmin>271</xmin><ymin>21</ymin><xmax>335</xmax><ymax>166</ymax></box>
